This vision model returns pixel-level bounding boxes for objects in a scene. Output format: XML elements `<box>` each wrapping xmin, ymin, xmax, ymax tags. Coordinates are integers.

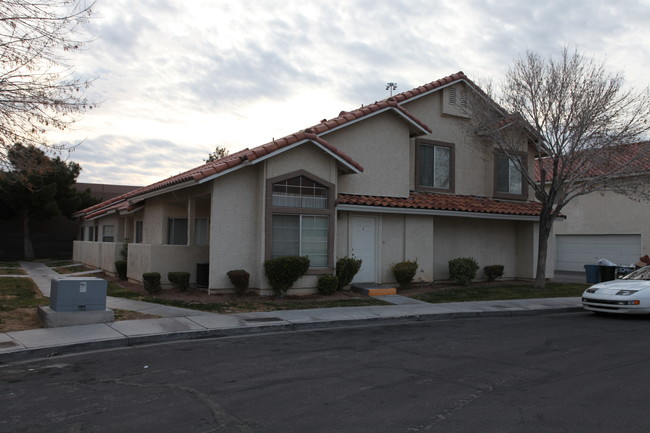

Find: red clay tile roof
<box><xmin>390</xmin><ymin>71</ymin><xmax>472</xmax><ymax>104</ymax></box>
<box><xmin>193</xmin><ymin>132</ymin><xmax>363</xmax><ymax>182</ymax></box>
<box><xmin>536</xmin><ymin>141</ymin><xmax>650</xmax><ymax>182</ymax></box>
<box><xmin>76</xmin><ymin>133</ymin><xmax>363</xmax><ymax>219</ymax></box>
<box><xmin>304</xmin><ymin>100</ymin><xmax>431</xmax><ymax>136</ymax></box>
<box><xmin>75</xmin><ymin>72</ymin><xmax>473</xmax><ymax>220</ymax></box>
<box><xmin>338</xmin><ymin>191</ymin><xmax>543</xmax><ymax>217</ymax></box>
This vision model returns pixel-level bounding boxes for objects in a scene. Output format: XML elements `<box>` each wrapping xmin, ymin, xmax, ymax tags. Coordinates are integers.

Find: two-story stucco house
<box><xmin>73</xmin><ymin>72</ymin><xmax>547</xmax><ymax>295</ymax></box>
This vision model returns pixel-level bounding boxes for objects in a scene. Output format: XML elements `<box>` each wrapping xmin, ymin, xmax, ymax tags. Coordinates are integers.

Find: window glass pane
<box><xmin>272</xmin><ymin>215</ymin><xmax>300</xmax><ymax>258</ymax></box>
<box><xmin>434</xmin><ymin>146</ymin><xmax>450</xmax><ymax>189</ymax></box>
<box><xmin>272</xmin><ymin>176</ymin><xmax>328</xmax><ymax>209</ymax></box>
<box><xmin>168</xmin><ymin>218</ymin><xmax>188</xmax><ymax>245</ymax></box>
<box><xmin>419</xmin><ymin>145</ymin><xmax>435</xmax><ymax>187</ymax></box>
<box><xmin>135</xmin><ymin>221</ymin><xmax>143</xmax><ymax>243</ymax></box>
<box><xmin>419</xmin><ymin>144</ymin><xmax>450</xmax><ymax>189</ymax></box>
<box><xmin>102</xmin><ymin>225</ymin><xmax>114</xmax><ymax>242</ymax></box>
<box><xmin>508</xmin><ymin>160</ymin><xmax>522</xmax><ymax>194</ymax></box>
<box><xmin>301</xmin><ymin>216</ymin><xmax>328</xmax><ymax>267</ymax></box>
<box><xmin>496</xmin><ymin>155</ymin><xmax>510</xmax><ymax>193</ymax></box>
<box><xmin>195</xmin><ymin>218</ymin><xmax>209</xmax><ymax>245</ymax></box>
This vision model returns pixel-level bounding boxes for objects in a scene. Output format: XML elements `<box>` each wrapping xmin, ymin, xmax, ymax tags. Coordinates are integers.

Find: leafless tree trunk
<box><xmin>0</xmin><ymin>0</ymin><xmax>96</xmax><ymax>178</ymax></box>
<box><xmin>473</xmin><ymin>47</ymin><xmax>650</xmax><ymax>289</ymax></box>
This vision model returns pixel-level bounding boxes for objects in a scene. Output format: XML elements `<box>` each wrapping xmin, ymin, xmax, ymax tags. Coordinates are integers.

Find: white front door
<box><xmin>350</xmin><ymin>216</ymin><xmax>376</xmax><ymax>283</ymax></box>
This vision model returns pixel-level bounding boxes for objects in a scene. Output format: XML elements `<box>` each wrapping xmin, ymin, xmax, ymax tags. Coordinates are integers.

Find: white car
<box><xmin>582</xmin><ymin>266</ymin><xmax>650</xmax><ymax>314</ymax></box>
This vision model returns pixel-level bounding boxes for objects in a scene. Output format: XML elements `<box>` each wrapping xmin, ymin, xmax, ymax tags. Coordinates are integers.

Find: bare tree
<box><xmin>0</xmin><ymin>0</ymin><xmax>96</xmax><ymax>177</ymax></box>
<box><xmin>473</xmin><ymin>47</ymin><xmax>650</xmax><ymax>289</ymax></box>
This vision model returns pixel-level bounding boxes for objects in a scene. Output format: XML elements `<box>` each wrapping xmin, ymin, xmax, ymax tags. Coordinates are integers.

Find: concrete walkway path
<box><xmin>0</xmin><ymin>262</ymin><xmax>585</xmax><ymax>363</ymax></box>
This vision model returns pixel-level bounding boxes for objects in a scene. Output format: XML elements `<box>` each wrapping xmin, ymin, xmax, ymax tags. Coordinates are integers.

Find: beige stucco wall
<box><xmin>266</xmin><ymin>143</ymin><xmax>338</xmax><ymax>185</ymax></box>
<box><xmin>208</xmin><ymin>164</ymin><xmax>264</xmax><ymax>292</ymax></box>
<box><xmin>432</xmin><ymin>216</ymin><xmax>523</xmax><ymax>280</ymax></box>
<box><xmin>207</xmin><ymin>145</ymin><xmax>338</xmax><ymax>295</ymax></box>
<box><xmin>127</xmin><ymin>244</ymin><xmax>209</xmax><ymax>285</ymax></box>
<box><xmin>553</xmin><ymin>191</ymin><xmax>650</xmax><ymax>258</ymax></box>
<box><xmin>73</xmin><ymin>241</ymin><xmax>100</xmax><ymax>267</ymax></box>
<box><xmin>324</xmin><ymin>112</ymin><xmax>411</xmax><ymax>198</ymax></box>
<box><xmin>338</xmin><ymin>210</ymin><xmax>537</xmax><ymax>283</ymax></box>
<box><xmin>403</xmin><ymin>86</ymin><xmax>536</xmax><ymax>199</ymax></box>
<box><xmin>72</xmin><ymin>240</ymin><xmax>121</xmax><ymax>274</ymax></box>
<box><xmin>402</xmin><ymin>88</ymin><xmax>491</xmax><ymax>196</ymax></box>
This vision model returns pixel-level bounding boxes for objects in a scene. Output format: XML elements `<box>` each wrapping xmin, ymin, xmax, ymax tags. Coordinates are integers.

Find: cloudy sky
<box><xmin>54</xmin><ymin>0</ymin><xmax>650</xmax><ymax>186</ymax></box>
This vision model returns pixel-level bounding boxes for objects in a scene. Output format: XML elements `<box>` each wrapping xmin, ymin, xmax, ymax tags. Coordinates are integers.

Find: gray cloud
<box><xmin>59</xmin><ymin>0</ymin><xmax>650</xmax><ymax>186</ymax></box>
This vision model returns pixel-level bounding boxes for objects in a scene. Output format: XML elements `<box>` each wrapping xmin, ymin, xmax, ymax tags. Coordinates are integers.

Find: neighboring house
<box><xmin>550</xmin><ymin>141</ymin><xmax>650</xmax><ymax>272</ymax></box>
<box><xmin>73</xmin><ymin>72</ymin><xmax>548</xmax><ymax>295</ymax></box>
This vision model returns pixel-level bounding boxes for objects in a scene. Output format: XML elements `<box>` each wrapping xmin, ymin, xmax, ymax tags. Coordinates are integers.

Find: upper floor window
<box><xmin>495</xmin><ymin>153</ymin><xmax>527</xmax><ymax>199</ymax></box>
<box><xmin>416</xmin><ymin>139</ymin><xmax>454</xmax><ymax>192</ymax></box>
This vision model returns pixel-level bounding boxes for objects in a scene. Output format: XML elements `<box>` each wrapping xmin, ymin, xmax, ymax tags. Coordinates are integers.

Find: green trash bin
<box><xmin>584</xmin><ymin>264</ymin><xmax>600</xmax><ymax>284</ymax></box>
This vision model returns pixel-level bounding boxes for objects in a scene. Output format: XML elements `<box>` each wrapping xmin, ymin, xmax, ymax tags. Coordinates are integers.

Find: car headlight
<box><xmin>586</xmin><ymin>288</ymin><xmax>598</xmax><ymax>293</ymax></box>
<box><xmin>616</xmin><ymin>290</ymin><xmax>639</xmax><ymax>296</ymax></box>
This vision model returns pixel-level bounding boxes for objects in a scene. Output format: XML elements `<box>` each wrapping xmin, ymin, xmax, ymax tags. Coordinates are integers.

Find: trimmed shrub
<box><xmin>263</xmin><ymin>256</ymin><xmax>310</xmax><ymax>297</ymax></box>
<box><xmin>484</xmin><ymin>265</ymin><xmax>504</xmax><ymax>282</ymax></box>
<box><xmin>449</xmin><ymin>257</ymin><xmax>479</xmax><ymax>286</ymax></box>
<box><xmin>168</xmin><ymin>271</ymin><xmax>190</xmax><ymax>291</ymax></box>
<box><xmin>392</xmin><ymin>260</ymin><xmax>419</xmax><ymax>289</ymax></box>
<box><xmin>318</xmin><ymin>274</ymin><xmax>339</xmax><ymax>295</ymax></box>
<box><xmin>336</xmin><ymin>256</ymin><xmax>362</xmax><ymax>290</ymax></box>
<box><xmin>143</xmin><ymin>272</ymin><xmax>162</xmax><ymax>294</ymax></box>
<box><xmin>114</xmin><ymin>260</ymin><xmax>127</xmax><ymax>281</ymax></box>
<box><xmin>227</xmin><ymin>269</ymin><xmax>250</xmax><ymax>296</ymax></box>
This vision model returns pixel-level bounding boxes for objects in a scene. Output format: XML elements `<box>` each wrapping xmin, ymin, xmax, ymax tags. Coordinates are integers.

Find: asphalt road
<box><xmin>2</xmin><ymin>312</ymin><xmax>650</xmax><ymax>433</ymax></box>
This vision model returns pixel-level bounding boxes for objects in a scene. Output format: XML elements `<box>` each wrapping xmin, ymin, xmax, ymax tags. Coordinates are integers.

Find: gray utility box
<box><xmin>50</xmin><ymin>277</ymin><xmax>107</xmax><ymax>312</ymax></box>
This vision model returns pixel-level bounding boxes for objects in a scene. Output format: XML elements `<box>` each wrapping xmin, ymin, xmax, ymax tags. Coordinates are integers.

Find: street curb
<box><xmin>0</xmin><ymin>306</ymin><xmax>584</xmax><ymax>364</ymax></box>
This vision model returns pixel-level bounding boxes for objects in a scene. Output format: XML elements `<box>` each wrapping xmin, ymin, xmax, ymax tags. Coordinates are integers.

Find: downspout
<box><xmin>260</xmin><ymin>160</ymin><xmax>268</xmax><ymax>292</ymax></box>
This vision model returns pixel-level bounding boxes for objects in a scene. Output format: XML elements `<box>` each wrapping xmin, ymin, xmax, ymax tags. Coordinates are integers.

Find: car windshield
<box><xmin>621</xmin><ymin>266</ymin><xmax>650</xmax><ymax>280</ymax></box>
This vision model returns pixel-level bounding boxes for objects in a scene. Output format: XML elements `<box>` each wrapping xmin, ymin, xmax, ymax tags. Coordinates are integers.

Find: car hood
<box><xmin>589</xmin><ymin>280</ymin><xmax>650</xmax><ymax>292</ymax></box>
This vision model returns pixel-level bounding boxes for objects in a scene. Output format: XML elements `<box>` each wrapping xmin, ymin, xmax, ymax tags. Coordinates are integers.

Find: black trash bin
<box><xmin>599</xmin><ymin>265</ymin><xmax>616</xmax><ymax>282</ymax></box>
<box><xmin>196</xmin><ymin>262</ymin><xmax>209</xmax><ymax>288</ymax></box>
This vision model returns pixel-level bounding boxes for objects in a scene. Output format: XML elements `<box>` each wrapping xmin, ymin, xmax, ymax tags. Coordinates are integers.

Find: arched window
<box><xmin>266</xmin><ymin>172</ymin><xmax>334</xmax><ymax>270</ymax></box>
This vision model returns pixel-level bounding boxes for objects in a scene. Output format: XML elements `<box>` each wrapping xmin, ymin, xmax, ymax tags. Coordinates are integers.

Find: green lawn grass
<box><xmin>53</xmin><ymin>265</ymin><xmax>91</xmax><ymax>274</ymax></box>
<box><xmin>0</xmin><ymin>278</ymin><xmax>49</xmax><ymax>311</ymax></box>
<box><xmin>413</xmin><ymin>282</ymin><xmax>589</xmax><ymax>304</ymax></box>
<box><xmin>0</xmin><ymin>268</ymin><xmax>26</xmax><ymax>275</ymax></box>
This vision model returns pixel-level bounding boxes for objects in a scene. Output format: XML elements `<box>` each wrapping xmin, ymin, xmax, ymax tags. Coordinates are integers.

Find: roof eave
<box><xmin>336</xmin><ymin>203</ymin><xmax>541</xmax><ymax>221</ymax></box>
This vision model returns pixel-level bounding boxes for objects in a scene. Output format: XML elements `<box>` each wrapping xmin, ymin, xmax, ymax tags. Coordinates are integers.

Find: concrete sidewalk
<box><xmin>0</xmin><ymin>262</ymin><xmax>584</xmax><ymax>363</ymax></box>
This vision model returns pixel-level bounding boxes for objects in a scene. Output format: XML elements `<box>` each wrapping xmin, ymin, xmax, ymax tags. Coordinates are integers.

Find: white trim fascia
<box><xmin>119</xmin><ymin>205</ymin><xmax>144</xmax><ymax>216</ymax></box>
<box><xmin>198</xmin><ymin>139</ymin><xmax>362</xmax><ymax>185</ymax></box>
<box><xmin>336</xmin><ymin>203</ymin><xmax>542</xmax><ymax>221</ymax></box>
<box><xmin>127</xmin><ymin>180</ymin><xmax>196</xmax><ymax>204</ymax></box>
<box><xmin>197</xmin><ymin>161</ymin><xmax>251</xmax><ymax>184</ymax></box>
<box><xmin>85</xmin><ymin>208</ymin><xmax>117</xmax><ymax>221</ymax></box>
<box><xmin>318</xmin><ymin>107</ymin><xmax>430</xmax><ymax>138</ymax></box>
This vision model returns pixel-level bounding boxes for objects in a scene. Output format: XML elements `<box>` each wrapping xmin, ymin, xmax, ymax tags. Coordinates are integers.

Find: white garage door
<box><xmin>556</xmin><ymin>234</ymin><xmax>641</xmax><ymax>272</ymax></box>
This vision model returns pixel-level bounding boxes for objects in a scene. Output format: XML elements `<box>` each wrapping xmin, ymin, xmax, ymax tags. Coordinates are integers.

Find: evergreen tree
<box><xmin>0</xmin><ymin>144</ymin><xmax>97</xmax><ymax>259</ymax></box>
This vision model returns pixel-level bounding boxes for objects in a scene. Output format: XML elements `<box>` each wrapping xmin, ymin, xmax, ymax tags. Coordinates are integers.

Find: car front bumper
<box><xmin>582</xmin><ymin>296</ymin><xmax>650</xmax><ymax>315</ymax></box>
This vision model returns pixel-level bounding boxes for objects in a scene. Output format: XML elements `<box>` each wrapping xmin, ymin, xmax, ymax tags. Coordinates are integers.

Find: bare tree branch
<box><xmin>0</xmin><ymin>0</ymin><xmax>96</xmax><ymax>176</ymax></box>
<box><xmin>472</xmin><ymin>47</ymin><xmax>650</xmax><ymax>289</ymax></box>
